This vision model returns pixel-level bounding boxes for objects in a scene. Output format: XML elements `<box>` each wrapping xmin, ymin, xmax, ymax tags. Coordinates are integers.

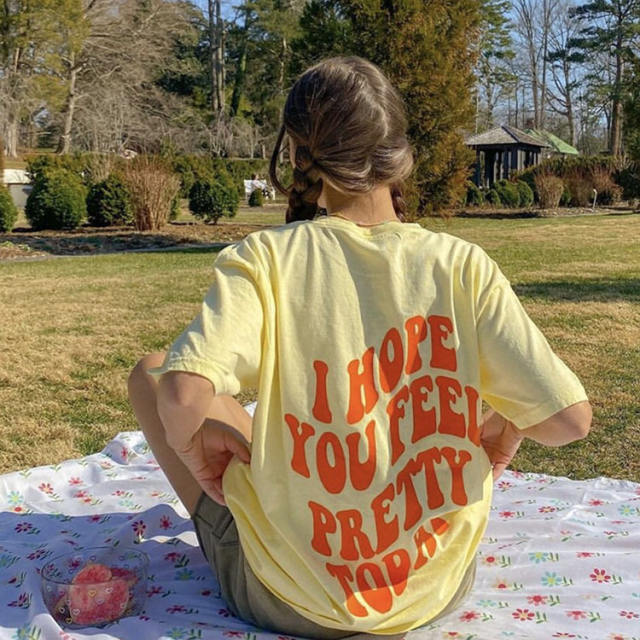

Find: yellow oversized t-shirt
<box><xmin>149</xmin><ymin>215</ymin><xmax>588</xmax><ymax>633</ymax></box>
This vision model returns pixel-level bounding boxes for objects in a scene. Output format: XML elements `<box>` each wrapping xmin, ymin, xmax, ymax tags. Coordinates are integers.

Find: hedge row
<box><xmin>4</xmin><ymin>152</ymin><xmax>287</xmax><ymax>231</ymax></box>
<box><xmin>465</xmin><ymin>179</ymin><xmax>534</xmax><ymax>209</ymax></box>
<box><xmin>512</xmin><ymin>156</ymin><xmax>638</xmax><ymax>206</ymax></box>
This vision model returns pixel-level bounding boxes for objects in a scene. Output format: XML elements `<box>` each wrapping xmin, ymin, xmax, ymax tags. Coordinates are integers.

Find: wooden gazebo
<box><xmin>465</xmin><ymin>125</ymin><xmax>549</xmax><ymax>189</ymax></box>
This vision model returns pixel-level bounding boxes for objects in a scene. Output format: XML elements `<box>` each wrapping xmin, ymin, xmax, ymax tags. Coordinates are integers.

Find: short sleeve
<box><xmin>473</xmin><ymin>251</ymin><xmax>588</xmax><ymax>430</ymax></box>
<box><xmin>147</xmin><ymin>239</ymin><xmax>265</xmax><ymax>396</ymax></box>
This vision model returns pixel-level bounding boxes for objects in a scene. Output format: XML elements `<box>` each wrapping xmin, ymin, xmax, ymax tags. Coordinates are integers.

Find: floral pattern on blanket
<box><xmin>1</xmin><ymin>419</ymin><xmax>639</xmax><ymax>639</ymax></box>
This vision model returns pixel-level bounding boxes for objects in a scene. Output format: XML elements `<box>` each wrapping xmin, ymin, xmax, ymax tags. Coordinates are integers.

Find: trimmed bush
<box><xmin>485</xmin><ymin>188</ymin><xmax>501</xmax><ymax>206</ymax></box>
<box><xmin>494</xmin><ymin>179</ymin><xmax>520</xmax><ymax>208</ymax></box>
<box><xmin>516</xmin><ymin>180</ymin><xmax>534</xmax><ymax>207</ymax></box>
<box><xmin>25</xmin><ymin>169</ymin><xmax>87</xmax><ymax>230</ymax></box>
<box><xmin>25</xmin><ymin>152</ymin><xmax>124</xmax><ymax>188</ymax></box>
<box><xmin>534</xmin><ymin>173</ymin><xmax>564</xmax><ymax>209</ymax></box>
<box><xmin>173</xmin><ymin>155</ymin><xmax>216</xmax><ymax>199</ymax></box>
<box><xmin>0</xmin><ymin>185</ymin><xmax>18</xmax><ymax>232</ymax></box>
<box><xmin>465</xmin><ymin>182</ymin><xmax>484</xmax><ymax>206</ymax></box>
<box><xmin>171</xmin><ymin>155</ymin><xmax>284</xmax><ymax>201</ymax></box>
<box><xmin>248</xmin><ymin>188</ymin><xmax>264</xmax><ymax>207</ymax></box>
<box><xmin>617</xmin><ymin>164</ymin><xmax>640</xmax><ymax>200</ymax></box>
<box><xmin>86</xmin><ymin>174</ymin><xmax>133</xmax><ymax>227</ymax></box>
<box><xmin>189</xmin><ymin>176</ymin><xmax>239</xmax><ymax>224</ymax></box>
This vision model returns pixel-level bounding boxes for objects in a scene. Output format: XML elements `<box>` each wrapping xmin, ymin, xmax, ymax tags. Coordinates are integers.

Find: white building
<box><xmin>2</xmin><ymin>169</ymin><xmax>32</xmax><ymax>208</ymax></box>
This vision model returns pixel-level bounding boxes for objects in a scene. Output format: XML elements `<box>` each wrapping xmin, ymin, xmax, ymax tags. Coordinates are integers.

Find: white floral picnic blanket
<box><xmin>1</xmin><ymin>404</ymin><xmax>639</xmax><ymax>640</ymax></box>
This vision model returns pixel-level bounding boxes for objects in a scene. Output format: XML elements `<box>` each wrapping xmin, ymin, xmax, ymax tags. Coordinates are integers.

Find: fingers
<box><xmin>207</xmin><ymin>478</ymin><xmax>227</xmax><ymax>506</ymax></box>
<box><xmin>224</xmin><ymin>430</ymin><xmax>251</xmax><ymax>463</ymax></box>
<box><xmin>492</xmin><ymin>463</ymin><xmax>507</xmax><ymax>481</ymax></box>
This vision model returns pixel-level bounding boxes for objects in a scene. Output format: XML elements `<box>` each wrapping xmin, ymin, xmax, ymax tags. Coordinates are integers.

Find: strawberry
<box><xmin>68</xmin><ymin>577</ymin><xmax>129</xmax><ymax>625</ymax></box>
<box><xmin>72</xmin><ymin>563</ymin><xmax>112</xmax><ymax>585</ymax></box>
<box><xmin>110</xmin><ymin>566</ymin><xmax>138</xmax><ymax>587</ymax></box>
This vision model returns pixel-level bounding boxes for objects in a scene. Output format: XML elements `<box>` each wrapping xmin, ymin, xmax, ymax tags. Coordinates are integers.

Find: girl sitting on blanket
<box><xmin>128</xmin><ymin>55</ymin><xmax>592</xmax><ymax>638</ymax></box>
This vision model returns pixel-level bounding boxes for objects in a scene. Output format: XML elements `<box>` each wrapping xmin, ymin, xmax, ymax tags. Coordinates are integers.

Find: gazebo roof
<box><xmin>524</xmin><ymin>128</ymin><xmax>579</xmax><ymax>155</ymax></box>
<box><xmin>465</xmin><ymin>125</ymin><xmax>549</xmax><ymax>148</ymax></box>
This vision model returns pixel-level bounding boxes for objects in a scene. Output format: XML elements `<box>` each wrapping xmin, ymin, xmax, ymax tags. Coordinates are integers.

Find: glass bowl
<box><xmin>41</xmin><ymin>546</ymin><xmax>148</xmax><ymax>628</ymax></box>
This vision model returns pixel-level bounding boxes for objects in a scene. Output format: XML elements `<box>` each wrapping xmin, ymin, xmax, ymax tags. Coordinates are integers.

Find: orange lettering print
<box><xmin>285</xmin><ymin>313</ymin><xmax>483</xmax><ymax>618</ymax></box>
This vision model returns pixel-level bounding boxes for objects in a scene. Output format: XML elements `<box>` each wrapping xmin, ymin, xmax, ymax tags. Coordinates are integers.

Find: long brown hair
<box><xmin>269</xmin><ymin>56</ymin><xmax>414</xmax><ymax>224</ymax></box>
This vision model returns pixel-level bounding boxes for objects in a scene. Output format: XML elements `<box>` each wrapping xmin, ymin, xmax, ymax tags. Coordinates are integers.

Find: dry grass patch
<box><xmin>1</xmin><ymin>213</ymin><xmax>638</xmax><ymax>482</ymax></box>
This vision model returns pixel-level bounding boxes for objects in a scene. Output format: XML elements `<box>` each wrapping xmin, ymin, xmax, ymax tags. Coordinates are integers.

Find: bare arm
<box><xmin>518</xmin><ymin>400</ymin><xmax>592</xmax><ymax>446</ymax></box>
<box><xmin>480</xmin><ymin>400</ymin><xmax>592</xmax><ymax>480</ymax></box>
<box><xmin>157</xmin><ymin>371</ymin><xmax>215</xmax><ymax>451</ymax></box>
<box><xmin>156</xmin><ymin>370</ymin><xmax>250</xmax><ymax>504</ymax></box>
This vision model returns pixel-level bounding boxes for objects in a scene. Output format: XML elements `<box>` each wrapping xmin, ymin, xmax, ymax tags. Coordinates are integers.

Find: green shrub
<box><xmin>560</xmin><ymin>183</ymin><xmax>571</xmax><ymax>206</ymax></box>
<box><xmin>25</xmin><ymin>152</ymin><xmax>120</xmax><ymax>188</ymax></box>
<box><xmin>616</xmin><ymin>164</ymin><xmax>640</xmax><ymax>200</ymax></box>
<box><xmin>0</xmin><ymin>185</ymin><xmax>18</xmax><ymax>232</ymax></box>
<box><xmin>86</xmin><ymin>174</ymin><xmax>133</xmax><ymax>227</ymax></box>
<box><xmin>169</xmin><ymin>195</ymin><xmax>181</xmax><ymax>221</ymax></box>
<box><xmin>248</xmin><ymin>188</ymin><xmax>264</xmax><ymax>207</ymax></box>
<box><xmin>25</xmin><ymin>169</ymin><xmax>87</xmax><ymax>230</ymax></box>
<box><xmin>170</xmin><ymin>154</ymin><xmax>290</xmax><ymax>202</ymax></box>
<box><xmin>485</xmin><ymin>188</ymin><xmax>501</xmax><ymax>206</ymax></box>
<box><xmin>515</xmin><ymin>180</ymin><xmax>534</xmax><ymax>207</ymax></box>
<box><xmin>465</xmin><ymin>182</ymin><xmax>484</xmax><ymax>206</ymax></box>
<box><xmin>212</xmin><ymin>158</ymin><xmax>272</xmax><ymax>198</ymax></box>
<box><xmin>494</xmin><ymin>179</ymin><xmax>520</xmax><ymax>207</ymax></box>
<box><xmin>534</xmin><ymin>173</ymin><xmax>564</xmax><ymax>209</ymax></box>
<box><xmin>189</xmin><ymin>176</ymin><xmax>239</xmax><ymax>224</ymax></box>
<box><xmin>173</xmin><ymin>155</ymin><xmax>216</xmax><ymax>199</ymax></box>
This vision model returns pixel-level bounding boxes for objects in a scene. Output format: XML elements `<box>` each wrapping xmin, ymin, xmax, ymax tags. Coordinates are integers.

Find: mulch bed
<box><xmin>0</xmin><ymin>221</ymin><xmax>268</xmax><ymax>261</ymax></box>
<box><xmin>456</xmin><ymin>204</ymin><xmax>638</xmax><ymax>219</ymax></box>
<box><xmin>2</xmin><ymin>206</ymin><xmax>637</xmax><ymax>262</ymax></box>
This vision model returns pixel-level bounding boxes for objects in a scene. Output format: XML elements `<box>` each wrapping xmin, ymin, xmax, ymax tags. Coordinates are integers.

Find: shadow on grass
<box><xmin>513</xmin><ymin>277</ymin><xmax>640</xmax><ymax>302</ymax></box>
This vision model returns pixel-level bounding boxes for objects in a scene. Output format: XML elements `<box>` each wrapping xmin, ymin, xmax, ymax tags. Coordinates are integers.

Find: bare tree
<box><xmin>547</xmin><ymin>0</ymin><xmax>582</xmax><ymax>144</ymax></box>
<box><xmin>512</xmin><ymin>0</ymin><xmax>560</xmax><ymax>128</ymax></box>
<box><xmin>0</xmin><ymin>1</ymin><xmax>61</xmax><ymax>157</ymax></box>
<box><xmin>51</xmin><ymin>0</ymin><xmax>193</xmax><ymax>154</ymax></box>
<box><xmin>208</xmin><ymin>0</ymin><xmax>225</xmax><ymax>113</ymax></box>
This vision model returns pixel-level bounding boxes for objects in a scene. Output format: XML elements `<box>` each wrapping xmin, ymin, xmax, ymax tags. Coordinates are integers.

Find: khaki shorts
<box><xmin>191</xmin><ymin>492</ymin><xmax>477</xmax><ymax>640</ymax></box>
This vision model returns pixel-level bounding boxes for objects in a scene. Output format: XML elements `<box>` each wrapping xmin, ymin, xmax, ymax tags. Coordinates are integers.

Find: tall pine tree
<box><xmin>569</xmin><ymin>0</ymin><xmax>640</xmax><ymax>157</ymax></box>
<box><xmin>291</xmin><ymin>0</ymin><xmax>481</xmax><ymax>216</ymax></box>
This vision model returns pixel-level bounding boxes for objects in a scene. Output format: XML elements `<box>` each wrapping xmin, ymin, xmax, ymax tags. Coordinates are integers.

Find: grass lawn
<box><xmin>0</xmin><ymin>210</ymin><xmax>638</xmax><ymax>481</ymax></box>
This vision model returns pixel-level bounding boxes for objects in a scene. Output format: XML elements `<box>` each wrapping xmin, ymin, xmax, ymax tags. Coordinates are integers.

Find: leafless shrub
<box><xmin>534</xmin><ymin>172</ymin><xmax>564</xmax><ymax>209</ymax></box>
<box><xmin>121</xmin><ymin>155</ymin><xmax>179</xmax><ymax>230</ymax></box>
<box><xmin>565</xmin><ymin>168</ymin><xmax>593</xmax><ymax>207</ymax></box>
<box><xmin>590</xmin><ymin>166</ymin><xmax>622</xmax><ymax>205</ymax></box>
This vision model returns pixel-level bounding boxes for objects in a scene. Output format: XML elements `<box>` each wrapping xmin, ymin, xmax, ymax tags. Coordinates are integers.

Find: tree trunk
<box><xmin>230</xmin><ymin>11</ymin><xmax>248</xmax><ymax>118</ymax></box>
<box><xmin>611</xmin><ymin>38</ymin><xmax>624</xmax><ymax>157</ymax></box>
<box><xmin>5</xmin><ymin>113</ymin><xmax>19</xmax><ymax>158</ymax></box>
<box><xmin>208</xmin><ymin>0</ymin><xmax>217</xmax><ymax>112</ymax></box>
<box><xmin>5</xmin><ymin>46</ymin><xmax>22</xmax><ymax>158</ymax></box>
<box><xmin>56</xmin><ymin>52</ymin><xmax>78</xmax><ymax>154</ymax></box>
<box><xmin>540</xmin><ymin>0</ymin><xmax>550</xmax><ymax>128</ymax></box>
<box><xmin>215</xmin><ymin>0</ymin><xmax>224</xmax><ymax>114</ymax></box>
<box><xmin>563</xmin><ymin>58</ymin><xmax>575</xmax><ymax>146</ymax></box>
<box><xmin>278</xmin><ymin>36</ymin><xmax>287</xmax><ymax>95</ymax></box>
